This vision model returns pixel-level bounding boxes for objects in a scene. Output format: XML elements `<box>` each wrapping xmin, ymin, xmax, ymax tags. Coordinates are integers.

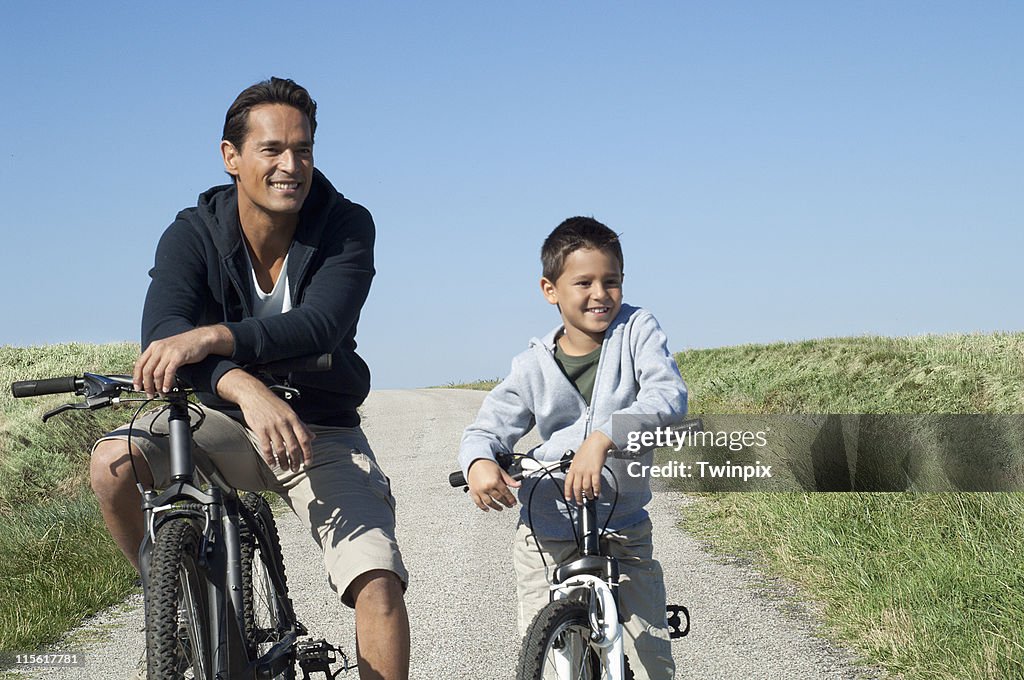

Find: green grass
<box><xmin>674</xmin><ymin>333</ymin><xmax>1024</xmax><ymax>680</ymax></box>
<box><xmin>0</xmin><ymin>343</ymin><xmax>139</xmax><ymax>652</ymax></box>
<box><xmin>433</xmin><ymin>379</ymin><xmax>501</xmax><ymax>390</ymax></box>
<box><xmin>680</xmin><ymin>333</ymin><xmax>1024</xmax><ymax>415</ymax></box>
<box><xmin>0</xmin><ymin>492</ymin><xmax>139</xmax><ymax>652</ymax></box>
<box><xmin>683</xmin><ymin>492</ymin><xmax>1024</xmax><ymax>679</ymax></box>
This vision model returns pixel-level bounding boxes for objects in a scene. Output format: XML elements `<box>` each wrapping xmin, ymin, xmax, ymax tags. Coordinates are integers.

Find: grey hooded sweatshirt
<box><xmin>459</xmin><ymin>304</ymin><xmax>688</xmax><ymax>540</ymax></box>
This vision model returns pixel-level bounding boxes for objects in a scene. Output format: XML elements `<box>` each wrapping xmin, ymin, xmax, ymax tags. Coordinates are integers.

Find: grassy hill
<box><xmin>675</xmin><ymin>333</ymin><xmax>1024</xmax><ymax>679</ymax></box>
<box><xmin>2</xmin><ymin>333</ymin><xmax>1023</xmax><ymax>679</ymax></box>
<box><xmin>0</xmin><ymin>343</ymin><xmax>140</xmax><ymax>653</ymax></box>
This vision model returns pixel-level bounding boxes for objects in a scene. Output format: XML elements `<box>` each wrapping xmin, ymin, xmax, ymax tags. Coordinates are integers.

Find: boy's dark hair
<box><xmin>223</xmin><ymin>77</ymin><xmax>318</xmax><ymax>151</ymax></box>
<box><xmin>541</xmin><ymin>216</ymin><xmax>624</xmax><ymax>282</ymax></box>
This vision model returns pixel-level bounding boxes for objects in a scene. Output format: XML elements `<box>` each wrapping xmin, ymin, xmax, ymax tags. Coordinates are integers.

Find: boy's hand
<box><xmin>467</xmin><ymin>459</ymin><xmax>521</xmax><ymax>512</ymax></box>
<box><xmin>564</xmin><ymin>431</ymin><xmax>614</xmax><ymax>505</ymax></box>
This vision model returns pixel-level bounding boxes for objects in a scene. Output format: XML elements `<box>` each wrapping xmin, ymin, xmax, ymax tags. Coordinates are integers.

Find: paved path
<box><xmin>14</xmin><ymin>389</ymin><xmax>884</xmax><ymax>679</ymax></box>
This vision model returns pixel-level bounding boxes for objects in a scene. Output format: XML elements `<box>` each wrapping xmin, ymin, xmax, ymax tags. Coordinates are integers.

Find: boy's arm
<box><xmin>592</xmin><ymin>311</ymin><xmax>688</xmax><ymax>452</ymax></box>
<box><xmin>459</xmin><ymin>357</ymin><xmax>536</xmax><ymax>511</ymax></box>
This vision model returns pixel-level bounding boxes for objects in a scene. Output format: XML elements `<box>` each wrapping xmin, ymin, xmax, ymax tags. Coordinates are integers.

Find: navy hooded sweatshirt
<box><xmin>141</xmin><ymin>169</ymin><xmax>374</xmax><ymax>427</ymax></box>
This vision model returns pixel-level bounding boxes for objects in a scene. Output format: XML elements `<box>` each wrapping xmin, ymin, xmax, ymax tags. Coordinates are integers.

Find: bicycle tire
<box><xmin>146</xmin><ymin>517</ymin><xmax>213</xmax><ymax>680</ymax></box>
<box><xmin>517</xmin><ymin>599</ymin><xmax>634</xmax><ymax>680</ymax></box>
<box><xmin>239</xmin><ymin>493</ymin><xmax>295</xmax><ymax>679</ymax></box>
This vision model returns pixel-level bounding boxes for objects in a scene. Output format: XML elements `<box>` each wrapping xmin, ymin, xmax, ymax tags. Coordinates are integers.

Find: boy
<box><xmin>458</xmin><ymin>216</ymin><xmax>688</xmax><ymax>679</ymax></box>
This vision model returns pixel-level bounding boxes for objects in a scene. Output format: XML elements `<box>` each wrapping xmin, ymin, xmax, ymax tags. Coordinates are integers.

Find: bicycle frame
<box><xmin>547</xmin><ymin>496</ymin><xmax>626</xmax><ymax>680</ymax></box>
<box><xmin>137</xmin><ymin>393</ymin><xmax>302</xmax><ymax>679</ymax></box>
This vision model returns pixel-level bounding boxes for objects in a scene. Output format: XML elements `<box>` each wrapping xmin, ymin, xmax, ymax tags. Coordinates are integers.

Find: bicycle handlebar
<box><xmin>10</xmin><ymin>353</ymin><xmax>333</xmax><ymax>401</ymax></box>
<box><xmin>448</xmin><ymin>452</ymin><xmax>556</xmax><ymax>489</ymax></box>
<box><xmin>448</xmin><ymin>418</ymin><xmax>704</xmax><ymax>489</ymax></box>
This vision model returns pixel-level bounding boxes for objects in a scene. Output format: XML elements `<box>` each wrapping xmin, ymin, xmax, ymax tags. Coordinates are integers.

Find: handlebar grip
<box><xmin>449</xmin><ymin>452</ymin><xmax>520</xmax><ymax>488</ymax></box>
<box><xmin>11</xmin><ymin>376</ymin><xmax>82</xmax><ymax>398</ymax></box>
<box><xmin>258</xmin><ymin>353</ymin><xmax>333</xmax><ymax>374</ymax></box>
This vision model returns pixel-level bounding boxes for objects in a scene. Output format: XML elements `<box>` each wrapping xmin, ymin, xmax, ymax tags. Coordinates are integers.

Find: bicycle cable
<box><xmin>123</xmin><ymin>396</ymin><xmax>207</xmax><ymax>492</ymax></box>
<box><xmin>125</xmin><ymin>396</ymin><xmax>160</xmax><ymax>492</ymax></box>
<box><xmin>524</xmin><ymin>463</ymin><xmax>578</xmax><ymax>576</ymax></box>
<box><xmin>524</xmin><ymin>457</ymin><xmax>622</xmax><ymax>576</ymax></box>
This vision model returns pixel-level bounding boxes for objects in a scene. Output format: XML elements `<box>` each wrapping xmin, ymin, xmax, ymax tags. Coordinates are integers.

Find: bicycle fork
<box><xmin>550</xmin><ymin>576</ymin><xmax>626</xmax><ymax>680</ymax></box>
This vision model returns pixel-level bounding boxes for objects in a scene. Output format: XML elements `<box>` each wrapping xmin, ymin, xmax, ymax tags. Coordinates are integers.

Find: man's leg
<box><xmin>90</xmin><ymin>407</ymin><xmax>271</xmax><ymax>573</ymax></box>
<box><xmin>90</xmin><ymin>439</ymin><xmax>153</xmax><ymax>572</ymax></box>
<box><xmin>275</xmin><ymin>426</ymin><xmax>410</xmax><ymax>680</ymax></box>
<box><xmin>348</xmin><ymin>570</ymin><xmax>410</xmax><ymax>680</ymax></box>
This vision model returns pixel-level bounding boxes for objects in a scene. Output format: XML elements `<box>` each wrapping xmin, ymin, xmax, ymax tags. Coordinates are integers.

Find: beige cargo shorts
<box><xmin>95</xmin><ymin>405</ymin><xmax>407</xmax><ymax>607</ymax></box>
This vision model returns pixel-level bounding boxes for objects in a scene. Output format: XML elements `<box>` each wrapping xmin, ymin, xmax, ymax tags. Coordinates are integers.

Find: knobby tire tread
<box><xmin>146</xmin><ymin>518</ymin><xmax>211</xmax><ymax>680</ymax></box>
<box><xmin>239</xmin><ymin>493</ymin><xmax>295</xmax><ymax>679</ymax></box>
<box><xmin>517</xmin><ymin>599</ymin><xmax>634</xmax><ymax>680</ymax></box>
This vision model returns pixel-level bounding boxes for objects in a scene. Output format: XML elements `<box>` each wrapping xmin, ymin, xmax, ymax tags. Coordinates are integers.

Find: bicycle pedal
<box><xmin>666</xmin><ymin>604</ymin><xmax>690</xmax><ymax>639</ymax></box>
<box><xmin>296</xmin><ymin>639</ymin><xmax>352</xmax><ymax>679</ymax></box>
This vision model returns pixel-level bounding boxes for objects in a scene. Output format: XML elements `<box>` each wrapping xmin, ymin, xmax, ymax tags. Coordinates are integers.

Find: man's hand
<box><xmin>564</xmin><ymin>431</ymin><xmax>614</xmax><ymax>505</ymax></box>
<box><xmin>134</xmin><ymin>325</ymin><xmax>235</xmax><ymax>396</ymax></box>
<box><xmin>467</xmin><ymin>458</ymin><xmax>521</xmax><ymax>512</ymax></box>
<box><xmin>216</xmin><ymin>368</ymin><xmax>314</xmax><ymax>472</ymax></box>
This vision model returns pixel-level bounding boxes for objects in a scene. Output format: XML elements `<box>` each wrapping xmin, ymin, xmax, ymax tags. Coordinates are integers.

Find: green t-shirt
<box><xmin>553</xmin><ymin>342</ymin><xmax>602</xmax><ymax>406</ymax></box>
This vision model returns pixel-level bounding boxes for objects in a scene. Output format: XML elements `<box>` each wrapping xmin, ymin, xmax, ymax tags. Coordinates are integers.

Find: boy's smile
<box><xmin>541</xmin><ymin>248</ymin><xmax>623</xmax><ymax>355</ymax></box>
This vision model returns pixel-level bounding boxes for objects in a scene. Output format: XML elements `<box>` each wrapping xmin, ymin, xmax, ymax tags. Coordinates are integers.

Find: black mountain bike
<box><xmin>12</xmin><ymin>355</ymin><xmax>350</xmax><ymax>680</ymax></box>
<box><xmin>449</xmin><ymin>419</ymin><xmax>699</xmax><ymax>680</ymax></box>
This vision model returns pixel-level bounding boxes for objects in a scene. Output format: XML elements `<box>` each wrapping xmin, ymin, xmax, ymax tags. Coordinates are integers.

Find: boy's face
<box><xmin>541</xmin><ymin>248</ymin><xmax>623</xmax><ymax>351</ymax></box>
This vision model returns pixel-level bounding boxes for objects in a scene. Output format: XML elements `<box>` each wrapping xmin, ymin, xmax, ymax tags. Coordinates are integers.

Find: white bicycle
<box><xmin>450</xmin><ymin>420</ymin><xmax>698</xmax><ymax>680</ymax></box>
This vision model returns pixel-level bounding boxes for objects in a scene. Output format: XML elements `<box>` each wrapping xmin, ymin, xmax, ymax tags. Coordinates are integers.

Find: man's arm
<box><xmin>215</xmin><ymin>368</ymin><xmax>314</xmax><ymax>472</ymax></box>
<box><xmin>140</xmin><ymin>218</ymin><xmax>245</xmax><ymax>396</ymax></box>
<box><xmin>133</xmin><ymin>324</ymin><xmax>234</xmax><ymax>396</ymax></box>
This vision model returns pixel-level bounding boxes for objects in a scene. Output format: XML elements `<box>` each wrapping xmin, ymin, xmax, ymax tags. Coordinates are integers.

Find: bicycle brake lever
<box><xmin>42</xmin><ymin>403</ymin><xmax>78</xmax><ymax>422</ymax></box>
<box><xmin>40</xmin><ymin>395</ymin><xmax>113</xmax><ymax>422</ymax></box>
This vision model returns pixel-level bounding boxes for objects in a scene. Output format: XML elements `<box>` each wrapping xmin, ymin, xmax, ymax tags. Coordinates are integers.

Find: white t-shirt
<box><xmin>245</xmin><ymin>248</ymin><xmax>292</xmax><ymax>319</ymax></box>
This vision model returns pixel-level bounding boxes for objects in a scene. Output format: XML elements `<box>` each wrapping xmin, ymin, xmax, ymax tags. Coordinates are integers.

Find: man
<box><xmin>90</xmin><ymin>77</ymin><xmax>410</xmax><ymax>680</ymax></box>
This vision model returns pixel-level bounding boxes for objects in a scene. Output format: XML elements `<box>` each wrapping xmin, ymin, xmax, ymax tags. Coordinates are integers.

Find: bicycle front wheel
<box><xmin>239</xmin><ymin>493</ymin><xmax>295</xmax><ymax>679</ymax></box>
<box><xmin>517</xmin><ymin>599</ymin><xmax>634</xmax><ymax>680</ymax></box>
<box><xmin>146</xmin><ymin>517</ymin><xmax>213</xmax><ymax>680</ymax></box>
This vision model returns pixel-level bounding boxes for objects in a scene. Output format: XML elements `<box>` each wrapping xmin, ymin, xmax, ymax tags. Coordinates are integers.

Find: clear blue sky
<box><xmin>2</xmin><ymin>3</ymin><xmax>1020</xmax><ymax>388</ymax></box>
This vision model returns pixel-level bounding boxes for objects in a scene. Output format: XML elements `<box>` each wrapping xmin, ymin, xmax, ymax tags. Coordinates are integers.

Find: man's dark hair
<box><xmin>223</xmin><ymin>77</ymin><xmax>318</xmax><ymax>151</ymax></box>
<box><xmin>541</xmin><ymin>216</ymin><xmax>624</xmax><ymax>282</ymax></box>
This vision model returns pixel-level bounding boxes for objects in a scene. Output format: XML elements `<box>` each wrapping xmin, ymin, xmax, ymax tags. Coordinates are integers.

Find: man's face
<box><xmin>221</xmin><ymin>103</ymin><xmax>314</xmax><ymax>220</ymax></box>
<box><xmin>541</xmin><ymin>248</ymin><xmax>624</xmax><ymax>351</ymax></box>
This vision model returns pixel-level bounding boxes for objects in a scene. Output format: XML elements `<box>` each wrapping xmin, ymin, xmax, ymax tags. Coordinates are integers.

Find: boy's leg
<box><xmin>273</xmin><ymin>425</ymin><xmax>409</xmax><ymax>680</ymax></box>
<box><xmin>604</xmin><ymin>518</ymin><xmax>675</xmax><ymax>680</ymax></box>
<box><xmin>511</xmin><ymin>523</ymin><xmax>580</xmax><ymax>635</ymax></box>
